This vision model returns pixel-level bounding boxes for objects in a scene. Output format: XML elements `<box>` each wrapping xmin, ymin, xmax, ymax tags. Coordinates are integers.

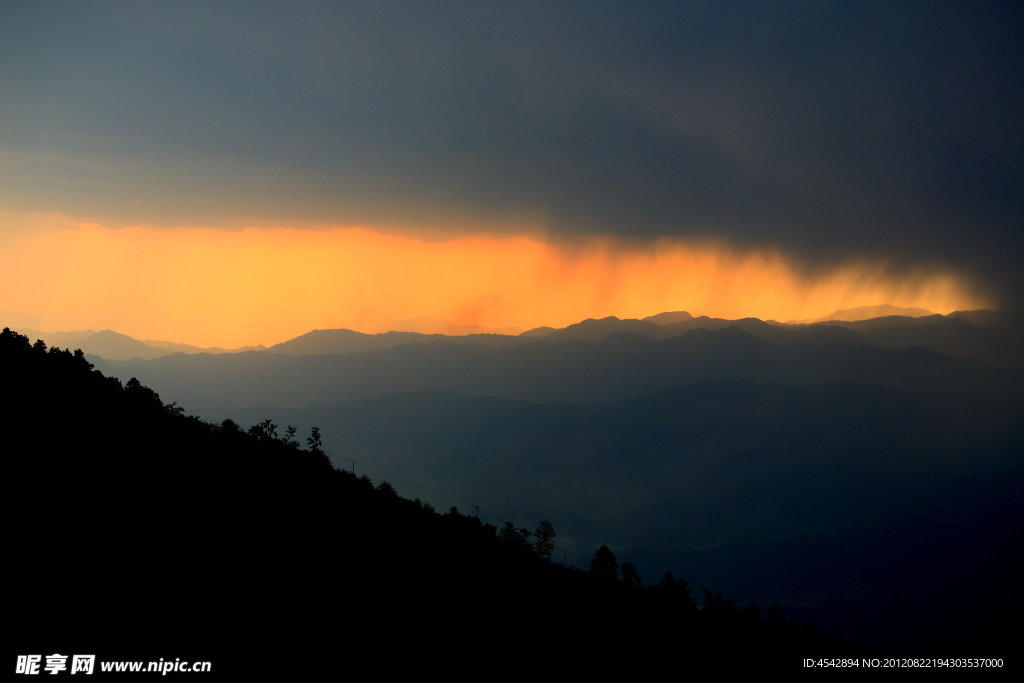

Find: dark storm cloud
<box><xmin>1</xmin><ymin>1</ymin><xmax>1021</xmax><ymax>302</ymax></box>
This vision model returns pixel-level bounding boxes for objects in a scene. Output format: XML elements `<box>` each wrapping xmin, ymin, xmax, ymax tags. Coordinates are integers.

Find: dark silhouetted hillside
<box><xmin>220</xmin><ymin>382</ymin><xmax>1023</xmax><ymax>548</ymax></box>
<box><xmin>215</xmin><ymin>382</ymin><xmax>1023</xmax><ymax>655</ymax></box>
<box><xmin>6</xmin><ymin>327</ymin><xmax>859</xmax><ymax>672</ymax></box>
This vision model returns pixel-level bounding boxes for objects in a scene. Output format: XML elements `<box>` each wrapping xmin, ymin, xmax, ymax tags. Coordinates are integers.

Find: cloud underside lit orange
<box><xmin>0</xmin><ymin>224</ymin><xmax>988</xmax><ymax>348</ymax></box>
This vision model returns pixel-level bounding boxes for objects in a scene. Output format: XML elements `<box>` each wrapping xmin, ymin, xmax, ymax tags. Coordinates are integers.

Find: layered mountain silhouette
<box><xmin>8</xmin><ymin>327</ymin><xmax>864</xmax><ymax>669</ymax></box>
<box><xmin>265</xmin><ymin>327</ymin><xmax>527</xmax><ymax>355</ymax></box>
<box><xmin>787</xmin><ymin>304</ymin><xmax>935</xmax><ymax>323</ymax></box>
<box><xmin>9</xmin><ymin>314</ymin><xmax>1022</xmax><ymax>655</ymax></box>
<box><xmin>244</xmin><ymin>309</ymin><xmax>1024</xmax><ymax>369</ymax></box>
<box><xmin>641</xmin><ymin>310</ymin><xmax>695</xmax><ymax>325</ymax></box>
<box><xmin>45</xmin><ymin>329</ymin><xmax>172</xmax><ymax>360</ymax></box>
<box><xmin>142</xmin><ymin>338</ymin><xmax>267</xmax><ymax>355</ymax></box>
<box><xmin>16</xmin><ymin>307</ymin><xmax>1021</xmax><ymax>366</ymax></box>
<box><xmin>15</xmin><ymin>327</ymin><xmax>266</xmax><ymax>360</ymax></box>
<box><xmin>91</xmin><ymin>324</ymin><xmax>1022</xmax><ymax>415</ymax></box>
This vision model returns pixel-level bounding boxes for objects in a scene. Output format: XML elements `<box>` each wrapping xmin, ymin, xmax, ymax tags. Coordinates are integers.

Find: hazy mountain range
<box><xmin>7</xmin><ymin>304</ymin><xmax>1022</xmax><ymax>652</ymax></box>
<box><xmin>15</xmin><ymin>328</ymin><xmax>267</xmax><ymax>361</ymax></box>
<box><xmin>16</xmin><ymin>304</ymin><xmax>1018</xmax><ymax>366</ymax></box>
<box><xmin>70</xmin><ymin>307</ymin><xmax>1020</xmax><ymax>416</ymax></box>
<box><xmin>785</xmin><ymin>304</ymin><xmax>935</xmax><ymax>324</ymax></box>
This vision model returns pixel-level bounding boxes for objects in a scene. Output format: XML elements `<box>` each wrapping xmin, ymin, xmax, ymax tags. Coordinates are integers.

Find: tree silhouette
<box><xmin>376</xmin><ymin>480</ymin><xmax>398</xmax><ymax>496</ymax></box>
<box><xmin>498</xmin><ymin>522</ymin><xmax>535</xmax><ymax>552</ymax></box>
<box><xmin>249</xmin><ymin>419</ymin><xmax>278</xmax><ymax>441</ymax></box>
<box><xmin>657</xmin><ymin>569</ymin><xmax>694</xmax><ymax>606</ymax></box>
<box><xmin>124</xmin><ymin>376</ymin><xmax>163</xmax><ymax>410</ymax></box>
<box><xmin>619</xmin><ymin>562</ymin><xmax>642</xmax><ymax>588</ymax></box>
<box><xmin>702</xmin><ymin>589</ymin><xmax>736</xmax><ymax>613</ymax></box>
<box><xmin>533</xmin><ymin>520</ymin><xmax>556</xmax><ymax>558</ymax></box>
<box><xmin>306</xmin><ymin>426</ymin><xmax>323</xmax><ymax>453</ymax></box>
<box><xmin>589</xmin><ymin>545</ymin><xmax>619</xmax><ymax>580</ymax></box>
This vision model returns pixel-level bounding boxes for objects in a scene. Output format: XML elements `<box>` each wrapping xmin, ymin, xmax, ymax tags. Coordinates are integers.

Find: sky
<box><xmin>1</xmin><ymin>1</ymin><xmax>1020</xmax><ymax>347</ymax></box>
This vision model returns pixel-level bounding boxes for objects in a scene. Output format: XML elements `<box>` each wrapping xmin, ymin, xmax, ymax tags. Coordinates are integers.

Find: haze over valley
<box><xmin>12</xmin><ymin>303</ymin><xmax>1020</xmax><ymax>652</ymax></box>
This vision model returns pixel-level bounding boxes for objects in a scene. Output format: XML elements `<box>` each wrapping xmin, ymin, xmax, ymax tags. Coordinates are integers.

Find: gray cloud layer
<box><xmin>2</xmin><ymin>1</ymin><xmax>1021</xmax><ymax>303</ymax></box>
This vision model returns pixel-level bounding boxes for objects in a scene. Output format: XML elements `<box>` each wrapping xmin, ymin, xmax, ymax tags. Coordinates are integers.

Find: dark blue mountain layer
<box><xmin>92</xmin><ymin>326</ymin><xmax>1023</xmax><ymax>414</ymax></box>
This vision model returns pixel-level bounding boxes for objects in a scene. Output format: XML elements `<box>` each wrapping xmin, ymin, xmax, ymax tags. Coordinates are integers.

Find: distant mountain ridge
<box><xmin>87</xmin><ymin>326</ymin><xmax>1023</xmax><ymax>419</ymax></box>
<box><xmin>15</xmin><ymin>327</ymin><xmax>266</xmax><ymax>360</ymax></box>
<box><xmin>143</xmin><ymin>339</ymin><xmax>267</xmax><ymax>354</ymax></box>
<box><xmin>266</xmin><ymin>328</ymin><xmax>527</xmax><ymax>355</ymax></box>
<box><xmin>267</xmin><ymin>308</ymin><xmax>1022</xmax><ymax>368</ymax></box>
<box><xmin>787</xmin><ymin>304</ymin><xmax>935</xmax><ymax>324</ymax></box>
<box><xmin>11</xmin><ymin>306</ymin><xmax>1020</xmax><ymax>367</ymax></box>
<box><xmin>642</xmin><ymin>310</ymin><xmax>694</xmax><ymax>325</ymax></box>
<box><xmin>21</xmin><ymin>329</ymin><xmax>173</xmax><ymax>361</ymax></box>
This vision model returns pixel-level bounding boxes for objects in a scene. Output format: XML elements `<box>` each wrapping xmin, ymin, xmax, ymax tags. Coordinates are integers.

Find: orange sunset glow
<box><xmin>0</xmin><ymin>221</ymin><xmax>987</xmax><ymax>348</ymax></box>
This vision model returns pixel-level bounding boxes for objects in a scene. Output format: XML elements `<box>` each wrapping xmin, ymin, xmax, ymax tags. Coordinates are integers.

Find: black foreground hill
<box><xmin>5</xmin><ymin>328</ymin><xmax>859</xmax><ymax>673</ymax></box>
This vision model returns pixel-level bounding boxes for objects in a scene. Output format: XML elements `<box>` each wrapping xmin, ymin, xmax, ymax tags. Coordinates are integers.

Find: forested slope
<box><xmin>5</xmin><ymin>328</ymin><xmax>852</xmax><ymax>672</ymax></box>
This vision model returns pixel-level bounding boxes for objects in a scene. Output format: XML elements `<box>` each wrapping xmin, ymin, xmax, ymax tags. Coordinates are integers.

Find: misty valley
<box><xmin>8</xmin><ymin>307</ymin><xmax>1021</xmax><ymax>665</ymax></box>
